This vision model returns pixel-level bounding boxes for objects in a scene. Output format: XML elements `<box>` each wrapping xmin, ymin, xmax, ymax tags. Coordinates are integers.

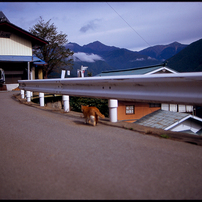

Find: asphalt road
<box><xmin>0</xmin><ymin>91</ymin><xmax>202</xmax><ymax>199</ymax></box>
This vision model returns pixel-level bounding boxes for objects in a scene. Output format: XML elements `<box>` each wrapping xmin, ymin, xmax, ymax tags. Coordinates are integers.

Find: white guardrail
<box><xmin>18</xmin><ymin>72</ymin><xmax>202</xmax><ymax>105</ymax></box>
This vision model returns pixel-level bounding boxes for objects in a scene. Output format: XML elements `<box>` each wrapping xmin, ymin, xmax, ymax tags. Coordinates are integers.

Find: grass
<box><xmin>160</xmin><ymin>134</ymin><xmax>170</xmax><ymax>139</ymax></box>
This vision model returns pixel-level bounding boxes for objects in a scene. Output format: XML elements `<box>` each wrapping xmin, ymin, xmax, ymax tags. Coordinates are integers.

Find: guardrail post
<box><xmin>39</xmin><ymin>92</ymin><xmax>44</xmax><ymax>107</ymax></box>
<box><xmin>26</xmin><ymin>91</ymin><xmax>31</xmax><ymax>102</ymax></box>
<box><xmin>108</xmin><ymin>99</ymin><xmax>118</xmax><ymax>122</ymax></box>
<box><xmin>21</xmin><ymin>90</ymin><xmax>25</xmax><ymax>99</ymax></box>
<box><xmin>63</xmin><ymin>95</ymin><xmax>70</xmax><ymax>112</ymax></box>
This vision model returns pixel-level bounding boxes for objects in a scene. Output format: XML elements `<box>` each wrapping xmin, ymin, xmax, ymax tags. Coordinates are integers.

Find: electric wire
<box><xmin>106</xmin><ymin>2</ymin><xmax>152</xmax><ymax>48</ymax></box>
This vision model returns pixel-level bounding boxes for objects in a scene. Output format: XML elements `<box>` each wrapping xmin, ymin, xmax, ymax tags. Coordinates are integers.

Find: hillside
<box><xmin>167</xmin><ymin>38</ymin><xmax>202</xmax><ymax>72</ymax></box>
<box><xmin>65</xmin><ymin>41</ymin><xmax>119</xmax><ymax>54</ymax></box>
<box><xmin>65</xmin><ymin>41</ymin><xmax>161</xmax><ymax>76</ymax></box>
<box><xmin>101</xmin><ymin>48</ymin><xmax>159</xmax><ymax>70</ymax></box>
<box><xmin>139</xmin><ymin>42</ymin><xmax>187</xmax><ymax>61</ymax></box>
<box><xmin>59</xmin><ymin>40</ymin><xmax>197</xmax><ymax>77</ymax></box>
<box><xmin>83</xmin><ymin>41</ymin><xmax>118</xmax><ymax>53</ymax></box>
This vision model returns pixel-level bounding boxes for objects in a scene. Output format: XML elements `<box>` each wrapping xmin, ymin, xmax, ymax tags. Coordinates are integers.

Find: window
<box><xmin>126</xmin><ymin>105</ymin><xmax>134</xmax><ymax>114</ymax></box>
<box><xmin>149</xmin><ymin>103</ymin><xmax>161</xmax><ymax>108</ymax></box>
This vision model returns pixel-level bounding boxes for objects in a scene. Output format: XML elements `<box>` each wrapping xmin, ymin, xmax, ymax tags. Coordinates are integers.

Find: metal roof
<box><xmin>135</xmin><ymin>109</ymin><xmax>202</xmax><ymax>133</ymax></box>
<box><xmin>32</xmin><ymin>56</ymin><xmax>47</xmax><ymax>65</ymax></box>
<box><xmin>96</xmin><ymin>64</ymin><xmax>177</xmax><ymax>77</ymax></box>
<box><xmin>135</xmin><ymin>110</ymin><xmax>188</xmax><ymax>130</ymax></box>
<box><xmin>0</xmin><ymin>12</ymin><xmax>48</xmax><ymax>46</ymax></box>
<box><xmin>0</xmin><ymin>55</ymin><xmax>47</xmax><ymax>65</ymax></box>
<box><xmin>33</xmin><ymin>56</ymin><xmax>47</xmax><ymax>65</ymax></box>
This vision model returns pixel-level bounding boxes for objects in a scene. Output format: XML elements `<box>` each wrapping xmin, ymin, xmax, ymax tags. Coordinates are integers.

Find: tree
<box><xmin>29</xmin><ymin>16</ymin><xmax>74</xmax><ymax>78</ymax></box>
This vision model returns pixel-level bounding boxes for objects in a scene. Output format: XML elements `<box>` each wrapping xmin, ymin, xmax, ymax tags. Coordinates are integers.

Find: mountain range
<box><xmin>59</xmin><ymin>39</ymin><xmax>201</xmax><ymax>77</ymax></box>
<box><xmin>167</xmin><ymin>38</ymin><xmax>202</xmax><ymax>72</ymax></box>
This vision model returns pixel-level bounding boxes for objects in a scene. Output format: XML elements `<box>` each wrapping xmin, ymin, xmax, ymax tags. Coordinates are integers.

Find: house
<box><xmin>97</xmin><ymin>63</ymin><xmax>178</xmax><ymax>76</ymax></box>
<box><xmin>135</xmin><ymin>109</ymin><xmax>202</xmax><ymax>135</ymax></box>
<box><xmin>96</xmin><ymin>64</ymin><xmax>195</xmax><ymax>122</ymax></box>
<box><xmin>0</xmin><ymin>11</ymin><xmax>48</xmax><ymax>90</ymax></box>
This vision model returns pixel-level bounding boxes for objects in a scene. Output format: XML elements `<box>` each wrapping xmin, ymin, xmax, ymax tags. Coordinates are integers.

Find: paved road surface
<box><xmin>0</xmin><ymin>91</ymin><xmax>202</xmax><ymax>199</ymax></box>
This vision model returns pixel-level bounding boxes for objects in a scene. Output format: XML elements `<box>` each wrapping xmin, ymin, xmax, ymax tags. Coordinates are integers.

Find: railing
<box><xmin>18</xmin><ymin>72</ymin><xmax>202</xmax><ymax>122</ymax></box>
<box><xmin>19</xmin><ymin>72</ymin><xmax>202</xmax><ymax>105</ymax></box>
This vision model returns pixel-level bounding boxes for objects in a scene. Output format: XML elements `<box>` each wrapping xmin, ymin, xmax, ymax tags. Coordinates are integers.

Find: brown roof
<box><xmin>0</xmin><ymin>12</ymin><xmax>48</xmax><ymax>47</ymax></box>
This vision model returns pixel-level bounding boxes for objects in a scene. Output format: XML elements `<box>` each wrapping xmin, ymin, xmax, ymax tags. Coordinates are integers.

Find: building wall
<box><xmin>1</xmin><ymin>62</ymin><xmax>28</xmax><ymax>84</ymax></box>
<box><xmin>0</xmin><ymin>33</ymin><xmax>32</xmax><ymax>56</ymax></box>
<box><xmin>162</xmin><ymin>103</ymin><xmax>193</xmax><ymax>114</ymax></box>
<box><xmin>118</xmin><ymin>101</ymin><xmax>161</xmax><ymax>122</ymax></box>
<box><xmin>170</xmin><ymin>119</ymin><xmax>202</xmax><ymax>134</ymax></box>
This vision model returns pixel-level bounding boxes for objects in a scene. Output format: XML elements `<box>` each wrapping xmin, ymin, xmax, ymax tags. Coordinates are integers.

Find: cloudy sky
<box><xmin>1</xmin><ymin>1</ymin><xmax>202</xmax><ymax>51</ymax></box>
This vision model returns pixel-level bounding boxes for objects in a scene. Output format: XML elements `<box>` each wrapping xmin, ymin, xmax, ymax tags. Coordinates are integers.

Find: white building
<box><xmin>135</xmin><ymin>109</ymin><xmax>202</xmax><ymax>135</ymax></box>
<box><xmin>0</xmin><ymin>11</ymin><xmax>48</xmax><ymax>90</ymax></box>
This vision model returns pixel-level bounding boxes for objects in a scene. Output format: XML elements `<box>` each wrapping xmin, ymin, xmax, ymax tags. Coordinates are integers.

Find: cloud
<box><xmin>148</xmin><ymin>57</ymin><xmax>156</xmax><ymax>60</ymax></box>
<box><xmin>79</xmin><ymin>19</ymin><xmax>101</xmax><ymax>33</ymax></box>
<box><xmin>1</xmin><ymin>2</ymin><xmax>202</xmax><ymax>52</ymax></box>
<box><xmin>136</xmin><ymin>58</ymin><xmax>145</xmax><ymax>61</ymax></box>
<box><xmin>130</xmin><ymin>57</ymin><xmax>157</xmax><ymax>62</ymax></box>
<box><xmin>73</xmin><ymin>52</ymin><xmax>104</xmax><ymax>63</ymax></box>
<box><xmin>130</xmin><ymin>58</ymin><xmax>145</xmax><ymax>62</ymax></box>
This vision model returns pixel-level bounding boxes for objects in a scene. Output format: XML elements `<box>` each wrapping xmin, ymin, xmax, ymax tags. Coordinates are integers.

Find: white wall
<box><xmin>162</xmin><ymin>103</ymin><xmax>193</xmax><ymax>113</ymax></box>
<box><xmin>170</xmin><ymin>119</ymin><xmax>202</xmax><ymax>134</ymax></box>
<box><xmin>0</xmin><ymin>33</ymin><xmax>32</xmax><ymax>56</ymax></box>
<box><xmin>6</xmin><ymin>83</ymin><xmax>19</xmax><ymax>91</ymax></box>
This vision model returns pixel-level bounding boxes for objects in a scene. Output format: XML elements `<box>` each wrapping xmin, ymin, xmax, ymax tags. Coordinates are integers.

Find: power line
<box><xmin>106</xmin><ymin>2</ymin><xmax>152</xmax><ymax>48</ymax></box>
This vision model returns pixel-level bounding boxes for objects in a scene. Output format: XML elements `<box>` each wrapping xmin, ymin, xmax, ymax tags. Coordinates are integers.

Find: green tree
<box><xmin>29</xmin><ymin>16</ymin><xmax>74</xmax><ymax>78</ymax></box>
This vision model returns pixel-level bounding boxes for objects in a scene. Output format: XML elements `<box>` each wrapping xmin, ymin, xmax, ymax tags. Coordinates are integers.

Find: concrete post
<box><xmin>21</xmin><ymin>90</ymin><xmax>25</xmax><ymax>99</ymax></box>
<box><xmin>38</xmin><ymin>68</ymin><xmax>43</xmax><ymax>79</ymax></box>
<box><xmin>108</xmin><ymin>99</ymin><xmax>118</xmax><ymax>122</ymax></box>
<box><xmin>26</xmin><ymin>91</ymin><xmax>31</xmax><ymax>102</ymax></box>
<box><xmin>61</xmin><ymin>70</ymin><xmax>66</xmax><ymax>79</ymax></box>
<box><xmin>39</xmin><ymin>92</ymin><xmax>44</xmax><ymax>107</ymax></box>
<box><xmin>27</xmin><ymin>62</ymin><xmax>30</xmax><ymax>80</ymax></box>
<box><xmin>81</xmin><ymin>70</ymin><xmax>85</xmax><ymax>78</ymax></box>
<box><xmin>31</xmin><ymin>66</ymin><xmax>35</xmax><ymax>80</ymax></box>
<box><xmin>63</xmin><ymin>95</ymin><xmax>70</xmax><ymax>112</ymax></box>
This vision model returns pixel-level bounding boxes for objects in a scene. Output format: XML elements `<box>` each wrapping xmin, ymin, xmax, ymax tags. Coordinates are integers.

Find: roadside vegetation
<box><xmin>70</xmin><ymin>96</ymin><xmax>109</xmax><ymax>118</ymax></box>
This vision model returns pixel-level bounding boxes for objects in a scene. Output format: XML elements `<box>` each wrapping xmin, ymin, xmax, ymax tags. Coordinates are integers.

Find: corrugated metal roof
<box><xmin>96</xmin><ymin>64</ymin><xmax>177</xmax><ymax>77</ymax></box>
<box><xmin>0</xmin><ymin>18</ymin><xmax>48</xmax><ymax>46</ymax></box>
<box><xmin>0</xmin><ymin>55</ymin><xmax>47</xmax><ymax>65</ymax></box>
<box><xmin>135</xmin><ymin>109</ymin><xmax>189</xmax><ymax>130</ymax></box>
<box><xmin>97</xmin><ymin>66</ymin><xmax>163</xmax><ymax>76</ymax></box>
<box><xmin>0</xmin><ymin>55</ymin><xmax>33</xmax><ymax>62</ymax></box>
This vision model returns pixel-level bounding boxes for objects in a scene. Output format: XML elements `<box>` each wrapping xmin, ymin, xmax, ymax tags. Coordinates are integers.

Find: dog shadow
<box><xmin>73</xmin><ymin>120</ymin><xmax>90</xmax><ymax>126</ymax></box>
<box><xmin>73</xmin><ymin>120</ymin><xmax>84</xmax><ymax>125</ymax></box>
<box><xmin>73</xmin><ymin>120</ymin><xmax>96</xmax><ymax>127</ymax></box>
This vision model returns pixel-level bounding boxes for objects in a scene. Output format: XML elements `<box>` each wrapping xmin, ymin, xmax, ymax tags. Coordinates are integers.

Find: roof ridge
<box><xmin>101</xmin><ymin>63</ymin><xmax>165</xmax><ymax>74</ymax></box>
<box><xmin>0</xmin><ymin>20</ymin><xmax>48</xmax><ymax>45</ymax></box>
<box><xmin>0</xmin><ymin>11</ymin><xmax>10</xmax><ymax>23</ymax></box>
